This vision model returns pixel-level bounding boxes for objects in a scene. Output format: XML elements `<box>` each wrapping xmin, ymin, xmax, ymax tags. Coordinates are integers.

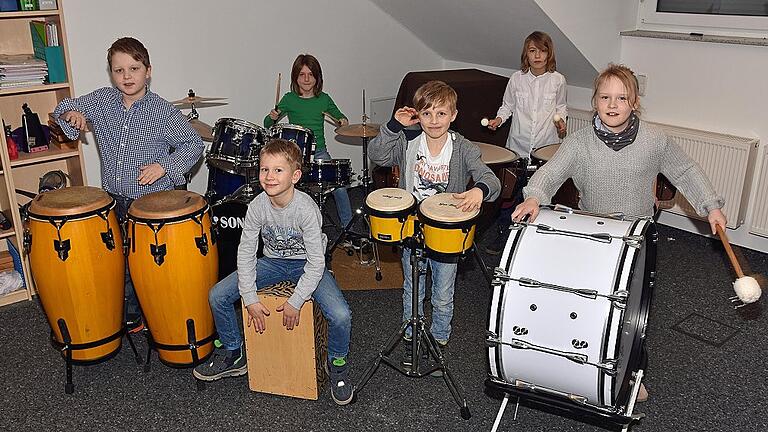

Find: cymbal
<box><xmin>171</xmin><ymin>95</ymin><xmax>227</xmax><ymax>105</ymax></box>
<box><xmin>189</xmin><ymin>119</ymin><xmax>214</xmax><ymax>142</ymax></box>
<box><xmin>335</xmin><ymin>123</ymin><xmax>380</xmax><ymax>137</ymax></box>
<box><xmin>174</xmin><ymin>101</ymin><xmax>228</xmax><ymax>110</ymax></box>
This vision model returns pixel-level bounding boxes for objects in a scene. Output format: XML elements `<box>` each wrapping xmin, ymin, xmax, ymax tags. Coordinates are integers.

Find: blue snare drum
<box><xmin>268</xmin><ymin>124</ymin><xmax>315</xmax><ymax>165</ymax></box>
<box><xmin>208</xmin><ymin>118</ymin><xmax>268</xmax><ymax>174</ymax></box>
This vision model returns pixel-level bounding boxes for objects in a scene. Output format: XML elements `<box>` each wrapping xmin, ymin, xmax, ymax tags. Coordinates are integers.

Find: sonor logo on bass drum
<box><xmin>212</xmin><ymin>216</ymin><xmax>245</xmax><ymax>229</ymax></box>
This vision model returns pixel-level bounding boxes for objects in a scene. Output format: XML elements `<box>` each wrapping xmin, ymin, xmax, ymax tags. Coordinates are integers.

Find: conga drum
<box><xmin>27</xmin><ymin>186</ymin><xmax>124</xmax><ymax>362</ymax></box>
<box><xmin>531</xmin><ymin>144</ymin><xmax>580</xmax><ymax>209</ymax></box>
<box><xmin>364</xmin><ymin>187</ymin><xmax>416</xmax><ymax>243</ymax></box>
<box><xmin>126</xmin><ymin>190</ymin><xmax>218</xmax><ymax>366</ymax></box>
<box><xmin>418</xmin><ymin>193</ymin><xmax>480</xmax><ymax>257</ymax></box>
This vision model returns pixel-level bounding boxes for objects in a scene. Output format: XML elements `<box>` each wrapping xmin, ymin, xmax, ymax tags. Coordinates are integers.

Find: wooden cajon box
<box><xmin>241</xmin><ymin>281</ymin><xmax>328</xmax><ymax>400</ymax></box>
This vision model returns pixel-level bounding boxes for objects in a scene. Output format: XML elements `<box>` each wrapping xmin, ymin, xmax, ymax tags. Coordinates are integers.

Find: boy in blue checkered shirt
<box><xmin>53</xmin><ymin>37</ymin><xmax>204</xmax><ymax>332</ymax></box>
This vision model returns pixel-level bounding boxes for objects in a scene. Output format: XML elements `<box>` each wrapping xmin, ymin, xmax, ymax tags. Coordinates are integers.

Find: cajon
<box><xmin>242</xmin><ymin>281</ymin><xmax>328</xmax><ymax>399</ymax></box>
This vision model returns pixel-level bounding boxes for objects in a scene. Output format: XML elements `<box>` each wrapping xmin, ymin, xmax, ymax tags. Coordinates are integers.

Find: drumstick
<box><xmin>323</xmin><ymin>111</ymin><xmax>341</xmax><ymax>126</ymax></box>
<box><xmin>716</xmin><ymin>225</ymin><xmax>762</xmax><ymax>304</ymax></box>
<box><xmin>274</xmin><ymin>73</ymin><xmax>281</xmax><ymax>110</ymax></box>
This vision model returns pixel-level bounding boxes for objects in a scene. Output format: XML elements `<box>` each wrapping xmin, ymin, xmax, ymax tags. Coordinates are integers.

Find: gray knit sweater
<box><xmin>524</xmin><ymin>123</ymin><xmax>724</xmax><ymax>218</ymax></box>
<box><xmin>369</xmin><ymin>119</ymin><xmax>501</xmax><ymax>202</ymax></box>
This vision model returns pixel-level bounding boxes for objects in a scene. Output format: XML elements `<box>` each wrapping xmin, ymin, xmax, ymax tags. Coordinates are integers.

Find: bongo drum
<box><xmin>364</xmin><ymin>188</ymin><xmax>416</xmax><ymax>243</ymax></box>
<box><xmin>418</xmin><ymin>193</ymin><xmax>480</xmax><ymax>257</ymax></box>
<box><xmin>531</xmin><ymin>144</ymin><xmax>580</xmax><ymax>209</ymax></box>
<box><xmin>126</xmin><ymin>190</ymin><xmax>218</xmax><ymax>366</ymax></box>
<box><xmin>27</xmin><ymin>186</ymin><xmax>124</xmax><ymax>362</ymax></box>
<box><xmin>487</xmin><ymin>207</ymin><xmax>656</xmax><ymax>422</ymax></box>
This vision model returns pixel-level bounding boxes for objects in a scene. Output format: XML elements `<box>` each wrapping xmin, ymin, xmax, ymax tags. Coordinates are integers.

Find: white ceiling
<box><xmin>368</xmin><ymin>0</ymin><xmax>599</xmax><ymax>87</ymax></box>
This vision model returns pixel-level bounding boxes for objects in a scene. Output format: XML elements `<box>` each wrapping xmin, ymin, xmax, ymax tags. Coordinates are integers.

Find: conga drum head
<box><xmin>531</xmin><ymin>143</ymin><xmax>560</xmax><ymax>163</ymax></box>
<box><xmin>365</xmin><ymin>188</ymin><xmax>415</xmax><ymax>214</ymax></box>
<box><xmin>474</xmin><ymin>142</ymin><xmax>519</xmax><ymax>166</ymax></box>
<box><xmin>28</xmin><ymin>186</ymin><xmax>113</xmax><ymax>218</ymax></box>
<box><xmin>418</xmin><ymin>193</ymin><xmax>480</xmax><ymax>225</ymax></box>
<box><xmin>129</xmin><ymin>190</ymin><xmax>207</xmax><ymax>220</ymax></box>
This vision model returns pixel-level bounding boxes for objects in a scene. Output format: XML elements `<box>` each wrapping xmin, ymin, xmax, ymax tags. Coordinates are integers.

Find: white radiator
<box><xmin>749</xmin><ymin>150</ymin><xmax>768</xmax><ymax>237</ymax></box>
<box><xmin>565</xmin><ymin>108</ymin><xmax>759</xmax><ymax>228</ymax></box>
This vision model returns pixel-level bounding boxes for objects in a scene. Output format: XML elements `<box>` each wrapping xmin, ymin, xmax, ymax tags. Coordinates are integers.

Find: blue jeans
<box><xmin>401</xmin><ymin>248</ymin><xmax>458</xmax><ymax>343</ymax></box>
<box><xmin>313</xmin><ymin>150</ymin><xmax>352</xmax><ymax>227</ymax></box>
<box><xmin>111</xmin><ymin>194</ymin><xmax>141</xmax><ymax>319</ymax></box>
<box><xmin>208</xmin><ymin>257</ymin><xmax>352</xmax><ymax>360</ymax></box>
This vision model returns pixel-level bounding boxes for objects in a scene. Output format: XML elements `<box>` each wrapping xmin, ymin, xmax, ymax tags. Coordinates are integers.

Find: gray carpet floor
<box><xmin>1</xmin><ymin>195</ymin><xmax>766</xmax><ymax>431</ymax></box>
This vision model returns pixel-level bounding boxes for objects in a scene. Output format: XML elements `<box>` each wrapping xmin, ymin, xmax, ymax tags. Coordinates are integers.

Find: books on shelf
<box><xmin>0</xmin><ymin>54</ymin><xmax>47</xmax><ymax>89</ymax></box>
<box><xmin>29</xmin><ymin>21</ymin><xmax>66</xmax><ymax>84</ymax></box>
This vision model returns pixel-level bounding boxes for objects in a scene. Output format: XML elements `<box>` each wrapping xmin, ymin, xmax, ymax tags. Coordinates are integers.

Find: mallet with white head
<box><xmin>716</xmin><ymin>225</ymin><xmax>761</xmax><ymax>306</ymax></box>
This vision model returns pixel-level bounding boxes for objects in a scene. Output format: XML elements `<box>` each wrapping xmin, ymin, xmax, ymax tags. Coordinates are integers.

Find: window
<box><xmin>638</xmin><ymin>0</ymin><xmax>768</xmax><ymax>36</ymax></box>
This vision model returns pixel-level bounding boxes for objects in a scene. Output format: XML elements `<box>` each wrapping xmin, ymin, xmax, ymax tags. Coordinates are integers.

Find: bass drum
<box><xmin>487</xmin><ymin>208</ymin><xmax>656</xmax><ymax>420</ymax></box>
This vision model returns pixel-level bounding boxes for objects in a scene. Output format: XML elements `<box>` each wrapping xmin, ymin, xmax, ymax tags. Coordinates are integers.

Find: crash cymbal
<box><xmin>335</xmin><ymin>123</ymin><xmax>380</xmax><ymax>138</ymax></box>
<box><xmin>189</xmin><ymin>119</ymin><xmax>214</xmax><ymax>142</ymax></box>
<box><xmin>174</xmin><ymin>101</ymin><xmax>229</xmax><ymax>110</ymax></box>
<box><xmin>171</xmin><ymin>95</ymin><xmax>227</xmax><ymax>105</ymax></box>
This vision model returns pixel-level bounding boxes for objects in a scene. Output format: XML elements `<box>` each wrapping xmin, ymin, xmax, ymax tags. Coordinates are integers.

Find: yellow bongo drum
<box><xmin>418</xmin><ymin>193</ymin><xmax>480</xmax><ymax>257</ymax></box>
<box><xmin>365</xmin><ymin>188</ymin><xmax>416</xmax><ymax>243</ymax></box>
<box><xmin>27</xmin><ymin>186</ymin><xmax>124</xmax><ymax>362</ymax></box>
<box><xmin>126</xmin><ymin>190</ymin><xmax>218</xmax><ymax>366</ymax></box>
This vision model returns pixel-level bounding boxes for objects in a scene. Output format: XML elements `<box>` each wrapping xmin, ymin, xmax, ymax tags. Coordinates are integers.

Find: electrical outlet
<box><xmin>637</xmin><ymin>73</ymin><xmax>648</xmax><ymax>96</ymax></box>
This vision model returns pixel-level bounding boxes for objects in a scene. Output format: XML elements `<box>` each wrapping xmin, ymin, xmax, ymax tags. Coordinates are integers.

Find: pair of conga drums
<box><xmin>365</xmin><ymin>188</ymin><xmax>480</xmax><ymax>257</ymax></box>
<box><xmin>28</xmin><ymin>187</ymin><xmax>218</xmax><ymax>366</ymax></box>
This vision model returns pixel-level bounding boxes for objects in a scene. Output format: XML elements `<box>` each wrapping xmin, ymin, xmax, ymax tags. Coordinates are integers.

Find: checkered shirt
<box><xmin>54</xmin><ymin>87</ymin><xmax>204</xmax><ymax>199</ymax></box>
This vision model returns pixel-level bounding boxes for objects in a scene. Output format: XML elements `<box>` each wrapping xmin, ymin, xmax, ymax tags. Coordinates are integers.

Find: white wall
<box><xmin>442</xmin><ymin>60</ymin><xmax>594</xmax><ymax>112</ymax></box>
<box><xmin>535</xmin><ymin>0</ymin><xmax>636</xmax><ymax>70</ymax></box>
<box><xmin>621</xmin><ymin>36</ymin><xmax>768</xmax><ymax>252</ymax></box>
<box><xmin>61</xmin><ymin>0</ymin><xmax>443</xmax><ymax>194</ymax></box>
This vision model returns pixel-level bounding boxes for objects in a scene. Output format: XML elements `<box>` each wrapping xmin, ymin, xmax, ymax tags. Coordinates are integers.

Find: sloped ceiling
<box><xmin>368</xmin><ymin>0</ymin><xmax>598</xmax><ymax>88</ymax></box>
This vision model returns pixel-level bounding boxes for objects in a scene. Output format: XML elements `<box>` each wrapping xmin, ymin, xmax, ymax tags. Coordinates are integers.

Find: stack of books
<box><xmin>0</xmin><ymin>54</ymin><xmax>48</xmax><ymax>90</ymax></box>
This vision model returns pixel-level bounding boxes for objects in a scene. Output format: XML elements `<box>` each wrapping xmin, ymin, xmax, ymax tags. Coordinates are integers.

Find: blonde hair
<box><xmin>412</xmin><ymin>80</ymin><xmax>458</xmax><ymax>113</ymax></box>
<box><xmin>591</xmin><ymin>64</ymin><xmax>642</xmax><ymax>113</ymax></box>
<box><xmin>260</xmin><ymin>139</ymin><xmax>302</xmax><ymax>171</ymax></box>
<box><xmin>521</xmin><ymin>31</ymin><xmax>556</xmax><ymax>73</ymax></box>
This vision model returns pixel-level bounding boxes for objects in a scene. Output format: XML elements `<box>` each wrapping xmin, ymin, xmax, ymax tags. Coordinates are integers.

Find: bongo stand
<box><xmin>51</xmin><ymin>319</ymin><xmax>141</xmax><ymax>394</ymax></box>
<box><xmin>355</xmin><ymin>222</ymin><xmax>471</xmax><ymax>420</ymax></box>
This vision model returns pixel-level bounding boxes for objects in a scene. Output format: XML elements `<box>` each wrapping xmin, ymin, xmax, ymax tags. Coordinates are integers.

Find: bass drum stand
<box><xmin>354</xmin><ymin>222</ymin><xmax>471</xmax><ymax>420</ymax></box>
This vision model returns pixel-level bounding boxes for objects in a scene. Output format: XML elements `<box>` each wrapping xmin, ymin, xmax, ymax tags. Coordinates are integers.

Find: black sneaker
<box><xmin>328</xmin><ymin>357</ymin><xmax>354</xmax><ymax>405</ymax></box>
<box><xmin>126</xmin><ymin>315</ymin><xmax>144</xmax><ymax>334</ymax></box>
<box><xmin>192</xmin><ymin>347</ymin><xmax>247</xmax><ymax>381</ymax></box>
<box><xmin>483</xmin><ymin>226</ymin><xmax>507</xmax><ymax>256</ymax></box>
<box><xmin>429</xmin><ymin>341</ymin><xmax>448</xmax><ymax>377</ymax></box>
<box><xmin>402</xmin><ymin>337</ymin><xmax>428</xmax><ymax>367</ymax></box>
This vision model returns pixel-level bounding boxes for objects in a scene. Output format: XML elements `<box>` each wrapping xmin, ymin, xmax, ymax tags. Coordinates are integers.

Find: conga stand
<box><xmin>51</xmin><ymin>318</ymin><xmax>141</xmax><ymax>394</ymax></box>
<box><xmin>326</xmin><ymin>116</ymin><xmax>383</xmax><ymax>281</ymax></box>
<box><xmin>142</xmin><ymin>319</ymin><xmax>217</xmax><ymax>391</ymax></box>
<box><xmin>355</xmin><ymin>223</ymin><xmax>471</xmax><ymax>420</ymax></box>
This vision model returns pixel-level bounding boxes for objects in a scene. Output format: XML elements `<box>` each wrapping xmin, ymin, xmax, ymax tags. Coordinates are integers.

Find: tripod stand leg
<box><xmin>355</xmin><ymin>320</ymin><xmax>411</xmax><ymax>393</ymax></box>
<box><xmin>471</xmin><ymin>243</ymin><xmax>492</xmax><ymax>285</ymax></box>
<box><xmin>419</xmin><ymin>326</ymin><xmax>472</xmax><ymax>419</ymax></box>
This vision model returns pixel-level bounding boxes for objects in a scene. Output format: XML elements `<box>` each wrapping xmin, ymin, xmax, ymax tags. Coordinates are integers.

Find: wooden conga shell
<box><xmin>242</xmin><ymin>281</ymin><xmax>328</xmax><ymax>400</ymax></box>
<box><xmin>27</xmin><ymin>186</ymin><xmax>124</xmax><ymax>362</ymax></box>
<box><xmin>418</xmin><ymin>193</ymin><xmax>480</xmax><ymax>256</ymax></box>
<box><xmin>127</xmin><ymin>190</ymin><xmax>218</xmax><ymax>366</ymax></box>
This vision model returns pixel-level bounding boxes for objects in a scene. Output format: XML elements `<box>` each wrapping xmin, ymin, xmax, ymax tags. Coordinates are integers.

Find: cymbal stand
<box><xmin>184</xmin><ymin>89</ymin><xmax>200</xmax><ymax>122</ymax></box>
<box><xmin>326</xmin><ymin>112</ymin><xmax>382</xmax><ymax>280</ymax></box>
<box><xmin>355</xmin><ymin>223</ymin><xmax>471</xmax><ymax>420</ymax></box>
